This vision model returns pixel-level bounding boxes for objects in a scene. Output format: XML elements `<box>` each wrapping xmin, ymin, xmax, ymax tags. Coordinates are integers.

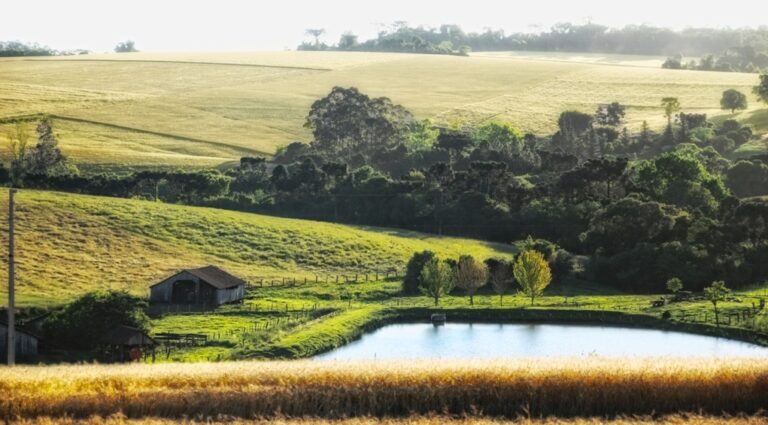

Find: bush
<box><xmin>43</xmin><ymin>290</ymin><xmax>150</xmax><ymax>349</ymax></box>
<box><xmin>402</xmin><ymin>251</ymin><xmax>437</xmax><ymax>294</ymax></box>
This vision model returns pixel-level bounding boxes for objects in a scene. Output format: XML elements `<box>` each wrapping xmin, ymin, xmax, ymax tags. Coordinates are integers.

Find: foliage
<box><xmin>513</xmin><ymin>250</ymin><xmax>552</xmax><ymax>305</ymax></box>
<box><xmin>721</xmin><ymin>89</ymin><xmax>748</xmax><ymax>113</ymax></box>
<box><xmin>305</xmin><ymin>87</ymin><xmax>415</xmax><ymax>160</ymax></box>
<box><xmin>419</xmin><ymin>257</ymin><xmax>455</xmax><ymax>305</ymax></box>
<box><xmin>474</xmin><ymin>121</ymin><xmax>523</xmax><ymax>153</ymax></box>
<box><xmin>454</xmin><ymin>255</ymin><xmax>488</xmax><ymax>305</ymax></box>
<box><xmin>704</xmin><ymin>280</ymin><xmax>731</xmax><ymax>327</ymax></box>
<box><xmin>666</xmin><ymin>277</ymin><xmax>683</xmax><ymax>294</ymax></box>
<box><xmin>114</xmin><ymin>41</ymin><xmax>138</xmax><ymax>53</ymax></box>
<box><xmin>403</xmin><ymin>251</ymin><xmax>437</xmax><ymax>295</ymax></box>
<box><xmin>756</xmin><ymin>74</ymin><xmax>768</xmax><ymax>105</ymax></box>
<box><xmin>43</xmin><ymin>290</ymin><xmax>150</xmax><ymax>349</ymax></box>
<box><xmin>489</xmin><ymin>260</ymin><xmax>513</xmax><ymax>305</ymax></box>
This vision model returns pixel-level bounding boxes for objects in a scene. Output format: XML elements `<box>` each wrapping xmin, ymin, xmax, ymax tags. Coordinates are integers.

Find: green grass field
<box><xmin>0</xmin><ymin>188</ymin><xmax>515</xmax><ymax>306</ymax></box>
<box><xmin>1</xmin><ymin>51</ymin><xmax>764</xmax><ymax>169</ymax></box>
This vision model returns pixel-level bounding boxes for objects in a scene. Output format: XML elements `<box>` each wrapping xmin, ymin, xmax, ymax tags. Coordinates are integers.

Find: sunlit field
<box><xmin>2</xmin><ymin>359</ymin><xmax>767</xmax><ymax>421</ymax></box>
<box><xmin>1</xmin><ymin>51</ymin><xmax>762</xmax><ymax>169</ymax></box>
<box><xmin>0</xmin><ymin>189</ymin><xmax>514</xmax><ymax>306</ymax></box>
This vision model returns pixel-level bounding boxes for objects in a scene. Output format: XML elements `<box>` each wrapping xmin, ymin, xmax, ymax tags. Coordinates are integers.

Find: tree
<box><xmin>26</xmin><ymin>118</ymin><xmax>71</xmax><ymax>177</ymax></box>
<box><xmin>406</xmin><ymin>119</ymin><xmax>439</xmax><ymax>151</ymax></box>
<box><xmin>661</xmin><ymin>97</ymin><xmax>681</xmax><ymax>127</ymax></box>
<box><xmin>419</xmin><ymin>258</ymin><xmax>454</xmax><ymax>305</ymax></box>
<box><xmin>6</xmin><ymin>122</ymin><xmax>30</xmax><ymax>186</ymax></box>
<box><xmin>454</xmin><ymin>255</ymin><xmax>488</xmax><ymax>305</ymax></box>
<box><xmin>720</xmin><ymin>89</ymin><xmax>748</xmax><ymax>114</ymax></box>
<box><xmin>403</xmin><ymin>250</ymin><xmax>437</xmax><ymax>294</ymax></box>
<box><xmin>754</xmin><ymin>74</ymin><xmax>768</xmax><ymax>105</ymax></box>
<box><xmin>43</xmin><ymin>290</ymin><xmax>150</xmax><ymax>349</ymax></box>
<box><xmin>513</xmin><ymin>250</ymin><xmax>552</xmax><ymax>305</ymax></box>
<box><xmin>338</xmin><ymin>32</ymin><xmax>359</xmax><ymax>50</ymax></box>
<box><xmin>595</xmin><ymin>102</ymin><xmax>626</xmax><ymax>126</ymax></box>
<box><xmin>305</xmin><ymin>87</ymin><xmax>415</xmax><ymax>159</ymax></box>
<box><xmin>490</xmin><ymin>261</ymin><xmax>513</xmax><ymax>305</ymax></box>
<box><xmin>305</xmin><ymin>29</ymin><xmax>326</xmax><ymax>47</ymax></box>
<box><xmin>704</xmin><ymin>280</ymin><xmax>731</xmax><ymax>327</ymax></box>
<box><xmin>475</xmin><ymin>121</ymin><xmax>523</xmax><ymax>153</ymax></box>
<box><xmin>114</xmin><ymin>40</ymin><xmax>137</xmax><ymax>53</ymax></box>
<box><xmin>666</xmin><ymin>277</ymin><xmax>683</xmax><ymax>294</ymax></box>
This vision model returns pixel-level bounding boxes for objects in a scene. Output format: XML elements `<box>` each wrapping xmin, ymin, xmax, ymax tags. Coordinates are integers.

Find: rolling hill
<box><xmin>0</xmin><ymin>188</ymin><xmax>515</xmax><ymax>307</ymax></box>
<box><xmin>1</xmin><ymin>51</ymin><xmax>764</xmax><ymax>171</ymax></box>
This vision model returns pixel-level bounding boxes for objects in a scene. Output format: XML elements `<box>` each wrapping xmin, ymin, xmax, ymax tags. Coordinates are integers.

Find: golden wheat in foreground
<box><xmin>2</xmin><ymin>359</ymin><xmax>768</xmax><ymax>421</ymax></box>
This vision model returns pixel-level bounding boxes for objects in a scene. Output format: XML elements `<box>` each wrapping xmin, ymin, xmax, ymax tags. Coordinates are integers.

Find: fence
<box><xmin>246</xmin><ymin>270</ymin><xmax>403</xmax><ymax>289</ymax></box>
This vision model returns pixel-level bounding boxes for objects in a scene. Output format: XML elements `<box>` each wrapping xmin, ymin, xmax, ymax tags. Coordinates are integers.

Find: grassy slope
<box><xmin>0</xmin><ymin>188</ymin><xmax>515</xmax><ymax>307</ymax></box>
<box><xmin>1</xmin><ymin>51</ymin><xmax>764</xmax><ymax>169</ymax></box>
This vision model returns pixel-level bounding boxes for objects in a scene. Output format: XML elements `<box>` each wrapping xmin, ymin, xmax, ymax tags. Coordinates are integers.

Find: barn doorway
<box><xmin>171</xmin><ymin>280</ymin><xmax>197</xmax><ymax>303</ymax></box>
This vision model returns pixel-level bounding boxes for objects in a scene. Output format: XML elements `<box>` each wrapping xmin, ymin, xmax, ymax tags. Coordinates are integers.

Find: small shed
<box><xmin>100</xmin><ymin>325</ymin><xmax>156</xmax><ymax>362</ymax></box>
<box><xmin>149</xmin><ymin>265</ymin><xmax>246</xmax><ymax>307</ymax></box>
<box><xmin>0</xmin><ymin>321</ymin><xmax>39</xmax><ymax>360</ymax></box>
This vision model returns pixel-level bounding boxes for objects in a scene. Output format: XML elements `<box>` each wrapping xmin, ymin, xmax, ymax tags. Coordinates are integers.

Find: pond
<box><xmin>315</xmin><ymin>322</ymin><xmax>768</xmax><ymax>360</ymax></box>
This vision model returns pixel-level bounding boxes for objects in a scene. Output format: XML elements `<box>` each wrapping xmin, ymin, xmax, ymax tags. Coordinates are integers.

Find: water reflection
<box><xmin>315</xmin><ymin>322</ymin><xmax>768</xmax><ymax>360</ymax></box>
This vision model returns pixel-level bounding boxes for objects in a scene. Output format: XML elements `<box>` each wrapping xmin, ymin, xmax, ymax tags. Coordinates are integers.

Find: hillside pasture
<box><xmin>1</xmin><ymin>52</ymin><xmax>763</xmax><ymax>170</ymax></box>
<box><xmin>0</xmin><ymin>189</ymin><xmax>514</xmax><ymax>306</ymax></box>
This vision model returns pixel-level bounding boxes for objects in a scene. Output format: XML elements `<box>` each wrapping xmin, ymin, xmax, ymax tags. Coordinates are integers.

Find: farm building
<box><xmin>0</xmin><ymin>321</ymin><xmax>39</xmax><ymax>360</ymax></box>
<box><xmin>149</xmin><ymin>265</ymin><xmax>246</xmax><ymax>307</ymax></box>
<box><xmin>99</xmin><ymin>325</ymin><xmax>156</xmax><ymax>362</ymax></box>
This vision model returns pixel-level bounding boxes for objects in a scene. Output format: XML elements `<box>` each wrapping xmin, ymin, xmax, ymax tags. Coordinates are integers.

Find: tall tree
<box><xmin>454</xmin><ymin>255</ymin><xmax>488</xmax><ymax>305</ymax></box>
<box><xmin>419</xmin><ymin>258</ymin><xmax>454</xmax><ymax>306</ymax></box>
<box><xmin>661</xmin><ymin>97</ymin><xmax>681</xmax><ymax>128</ymax></box>
<box><xmin>305</xmin><ymin>29</ymin><xmax>326</xmax><ymax>47</ymax></box>
<box><xmin>513</xmin><ymin>250</ymin><xmax>552</xmax><ymax>305</ymax></box>
<box><xmin>6</xmin><ymin>122</ymin><xmax>30</xmax><ymax>186</ymax></box>
<box><xmin>704</xmin><ymin>280</ymin><xmax>730</xmax><ymax>327</ymax></box>
<box><xmin>720</xmin><ymin>89</ymin><xmax>748</xmax><ymax>114</ymax></box>
<box><xmin>490</xmin><ymin>261</ymin><xmax>513</xmax><ymax>305</ymax></box>
<box><xmin>114</xmin><ymin>41</ymin><xmax>137</xmax><ymax>53</ymax></box>
<box><xmin>26</xmin><ymin>118</ymin><xmax>69</xmax><ymax>176</ymax></box>
<box><xmin>595</xmin><ymin>102</ymin><xmax>626</xmax><ymax>126</ymax></box>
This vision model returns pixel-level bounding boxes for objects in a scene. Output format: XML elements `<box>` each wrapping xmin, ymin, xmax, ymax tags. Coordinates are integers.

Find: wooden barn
<box><xmin>100</xmin><ymin>325</ymin><xmax>156</xmax><ymax>362</ymax></box>
<box><xmin>149</xmin><ymin>265</ymin><xmax>246</xmax><ymax>307</ymax></box>
<box><xmin>0</xmin><ymin>321</ymin><xmax>39</xmax><ymax>360</ymax></box>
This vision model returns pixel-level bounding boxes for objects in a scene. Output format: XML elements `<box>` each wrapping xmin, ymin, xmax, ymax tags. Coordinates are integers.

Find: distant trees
<box><xmin>475</xmin><ymin>121</ymin><xmax>523</xmax><ymax>153</ymax></box>
<box><xmin>513</xmin><ymin>250</ymin><xmax>552</xmax><ymax>305</ymax></box>
<box><xmin>5</xmin><ymin>122</ymin><xmax>30</xmax><ymax>186</ymax></box>
<box><xmin>114</xmin><ymin>41</ymin><xmax>138</xmax><ymax>53</ymax></box>
<box><xmin>595</xmin><ymin>102</ymin><xmax>626</xmax><ymax>127</ymax></box>
<box><xmin>454</xmin><ymin>255</ymin><xmax>488</xmax><ymax>305</ymax></box>
<box><xmin>305</xmin><ymin>29</ymin><xmax>326</xmax><ymax>47</ymax></box>
<box><xmin>26</xmin><ymin>118</ymin><xmax>72</xmax><ymax>177</ymax></box>
<box><xmin>704</xmin><ymin>280</ymin><xmax>731</xmax><ymax>327</ymax></box>
<box><xmin>419</xmin><ymin>257</ymin><xmax>454</xmax><ymax>305</ymax></box>
<box><xmin>720</xmin><ymin>89</ymin><xmax>748</xmax><ymax>113</ymax></box>
<box><xmin>0</xmin><ymin>40</ymin><xmax>55</xmax><ymax>57</ymax></box>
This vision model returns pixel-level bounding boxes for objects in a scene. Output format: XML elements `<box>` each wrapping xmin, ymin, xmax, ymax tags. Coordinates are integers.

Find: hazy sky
<box><xmin>3</xmin><ymin>0</ymin><xmax>767</xmax><ymax>52</ymax></box>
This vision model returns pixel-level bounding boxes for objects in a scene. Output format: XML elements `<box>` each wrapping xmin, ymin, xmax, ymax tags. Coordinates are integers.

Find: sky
<box><xmin>3</xmin><ymin>0</ymin><xmax>767</xmax><ymax>53</ymax></box>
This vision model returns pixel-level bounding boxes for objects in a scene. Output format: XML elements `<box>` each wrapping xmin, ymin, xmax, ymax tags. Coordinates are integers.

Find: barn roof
<box><xmin>100</xmin><ymin>325</ymin><xmax>156</xmax><ymax>346</ymax></box>
<box><xmin>150</xmin><ymin>265</ymin><xmax>246</xmax><ymax>290</ymax></box>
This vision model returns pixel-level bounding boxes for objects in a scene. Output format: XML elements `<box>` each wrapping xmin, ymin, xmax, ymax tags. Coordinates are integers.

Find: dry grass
<box><xmin>10</xmin><ymin>414</ymin><xmax>768</xmax><ymax>424</ymax></box>
<box><xmin>2</xmin><ymin>359</ymin><xmax>767</xmax><ymax>420</ymax></box>
<box><xmin>1</xmin><ymin>52</ymin><xmax>762</xmax><ymax>169</ymax></box>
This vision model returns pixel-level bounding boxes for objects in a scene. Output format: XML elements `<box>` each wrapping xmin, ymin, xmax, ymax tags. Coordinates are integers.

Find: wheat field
<box><xmin>1</xmin><ymin>359</ymin><xmax>767</xmax><ymax>421</ymax></box>
<box><xmin>1</xmin><ymin>51</ymin><xmax>763</xmax><ymax>169</ymax></box>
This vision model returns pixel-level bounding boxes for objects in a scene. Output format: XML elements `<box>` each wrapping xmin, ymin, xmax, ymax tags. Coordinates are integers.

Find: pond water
<box><xmin>315</xmin><ymin>322</ymin><xmax>768</xmax><ymax>360</ymax></box>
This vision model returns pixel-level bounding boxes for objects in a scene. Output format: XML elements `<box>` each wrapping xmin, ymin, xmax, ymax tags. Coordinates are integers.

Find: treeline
<box><xmin>663</xmin><ymin>46</ymin><xmax>768</xmax><ymax>73</ymax></box>
<box><xmin>5</xmin><ymin>84</ymin><xmax>768</xmax><ymax>294</ymax></box>
<box><xmin>299</xmin><ymin>23</ymin><xmax>768</xmax><ymax>57</ymax></box>
<box><xmin>0</xmin><ymin>40</ymin><xmax>88</xmax><ymax>57</ymax></box>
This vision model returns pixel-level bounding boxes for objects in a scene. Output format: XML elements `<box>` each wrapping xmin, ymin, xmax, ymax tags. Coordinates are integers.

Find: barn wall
<box><xmin>149</xmin><ymin>271</ymin><xmax>200</xmax><ymax>303</ymax></box>
<box><xmin>216</xmin><ymin>284</ymin><xmax>245</xmax><ymax>305</ymax></box>
<box><xmin>0</xmin><ymin>325</ymin><xmax>39</xmax><ymax>357</ymax></box>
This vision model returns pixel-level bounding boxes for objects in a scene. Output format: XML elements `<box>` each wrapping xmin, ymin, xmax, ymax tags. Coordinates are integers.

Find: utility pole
<box><xmin>7</xmin><ymin>188</ymin><xmax>16</xmax><ymax>366</ymax></box>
